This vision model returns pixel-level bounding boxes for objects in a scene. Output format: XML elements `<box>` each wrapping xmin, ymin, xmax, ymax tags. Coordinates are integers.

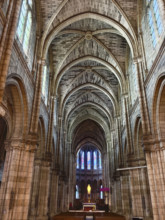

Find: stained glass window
<box><xmin>28</xmin><ymin>0</ymin><xmax>32</xmax><ymax>6</ymax></box>
<box><xmin>100</xmin><ymin>185</ymin><xmax>103</xmax><ymax>199</ymax></box>
<box><xmin>17</xmin><ymin>0</ymin><xmax>27</xmax><ymax>42</ymax></box>
<box><xmin>76</xmin><ymin>185</ymin><xmax>79</xmax><ymax>199</ymax></box>
<box><xmin>42</xmin><ymin>66</ymin><xmax>47</xmax><ymax>96</ymax></box>
<box><xmin>147</xmin><ymin>0</ymin><xmax>163</xmax><ymax>48</ymax></box>
<box><xmin>99</xmin><ymin>152</ymin><xmax>102</xmax><ymax>169</ymax></box>
<box><xmin>23</xmin><ymin>12</ymin><xmax>32</xmax><ymax>53</ymax></box>
<box><xmin>87</xmin><ymin>151</ymin><xmax>91</xmax><ymax>170</ymax></box>
<box><xmin>17</xmin><ymin>0</ymin><xmax>32</xmax><ymax>54</ymax></box>
<box><xmin>93</xmin><ymin>151</ymin><xmax>97</xmax><ymax>169</ymax></box>
<box><xmin>149</xmin><ymin>10</ymin><xmax>157</xmax><ymax>47</ymax></box>
<box><xmin>153</xmin><ymin>0</ymin><xmax>162</xmax><ymax>35</ymax></box>
<box><xmin>77</xmin><ymin>153</ymin><xmax>79</xmax><ymax>169</ymax></box>
<box><xmin>81</xmin><ymin>151</ymin><xmax>84</xmax><ymax>169</ymax></box>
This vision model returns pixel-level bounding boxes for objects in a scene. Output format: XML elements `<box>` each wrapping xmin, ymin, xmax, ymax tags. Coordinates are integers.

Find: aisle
<box><xmin>85</xmin><ymin>216</ymin><xmax>93</xmax><ymax>220</ymax></box>
<box><xmin>52</xmin><ymin>211</ymin><xmax>126</xmax><ymax>220</ymax></box>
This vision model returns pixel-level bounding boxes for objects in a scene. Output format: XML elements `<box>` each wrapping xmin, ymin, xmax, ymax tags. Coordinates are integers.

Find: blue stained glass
<box><xmin>99</xmin><ymin>152</ymin><xmax>102</xmax><ymax>169</ymax></box>
<box><xmin>100</xmin><ymin>185</ymin><xmax>103</xmax><ymax>199</ymax></box>
<box><xmin>149</xmin><ymin>10</ymin><xmax>157</xmax><ymax>47</ymax></box>
<box><xmin>153</xmin><ymin>0</ymin><xmax>162</xmax><ymax>35</ymax></box>
<box><xmin>77</xmin><ymin>153</ymin><xmax>79</xmax><ymax>169</ymax></box>
<box><xmin>81</xmin><ymin>151</ymin><xmax>84</xmax><ymax>169</ymax></box>
<box><xmin>93</xmin><ymin>151</ymin><xmax>97</xmax><ymax>169</ymax></box>
<box><xmin>76</xmin><ymin>185</ymin><xmax>79</xmax><ymax>199</ymax></box>
<box><xmin>87</xmin><ymin>151</ymin><xmax>91</xmax><ymax>170</ymax></box>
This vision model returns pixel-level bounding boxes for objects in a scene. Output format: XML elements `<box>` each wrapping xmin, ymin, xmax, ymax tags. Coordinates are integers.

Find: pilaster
<box><xmin>0</xmin><ymin>139</ymin><xmax>36</xmax><ymax>220</ymax></box>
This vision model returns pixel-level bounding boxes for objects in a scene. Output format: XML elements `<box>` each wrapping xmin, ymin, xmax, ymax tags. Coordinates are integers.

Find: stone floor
<box><xmin>52</xmin><ymin>211</ymin><xmax>126</xmax><ymax>220</ymax></box>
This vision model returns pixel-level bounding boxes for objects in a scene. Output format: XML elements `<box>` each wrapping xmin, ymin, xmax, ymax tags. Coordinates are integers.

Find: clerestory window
<box><xmin>42</xmin><ymin>65</ymin><xmax>49</xmax><ymax>105</ymax></box>
<box><xmin>17</xmin><ymin>0</ymin><xmax>32</xmax><ymax>54</ymax></box>
<box><xmin>93</xmin><ymin>151</ymin><xmax>97</xmax><ymax>170</ymax></box>
<box><xmin>147</xmin><ymin>0</ymin><xmax>163</xmax><ymax>47</ymax></box>
<box><xmin>81</xmin><ymin>151</ymin><xmax>84</xmax><ymax>169</ymax></box>
<box><xmin>87</xmin><ymin>151</ymin><xmax>91</xmax><ymax>170</ymax></box>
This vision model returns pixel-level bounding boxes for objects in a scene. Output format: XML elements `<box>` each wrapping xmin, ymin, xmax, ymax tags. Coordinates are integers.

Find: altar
<box><xmin>83</xmin><ymin>203</ymin><xmax>96</xmax><ymax>211</ymax></box>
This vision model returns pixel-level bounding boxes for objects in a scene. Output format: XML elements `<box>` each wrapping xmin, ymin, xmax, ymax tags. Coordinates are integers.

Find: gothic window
<box><xmin>77</xmin><ymin>153</ymin><xmax>79</xmax><ymax>169</ymax></box>
<box><xmin>81</xmin><ymin>151</ymin><xmax>84</xmax><ymax>169</ymax></box>
<box><xmin>17</xmin><ymin>0</ymin><xmax>32</xmax><ymax>54</ymax></box>
<box><xmin>42</xmin><ymin>66</ymin><xmax>47</xmax><ymax>95</ymax></box>
<box><xmin>87</xmin><ymin>151</ymin><xmax>91</xmax><ymax>170</ymax></box>
<box><xmin>93</xmin><ymin>151</ymin><xmax>97</xmax><ymax>170</ymax></box>
<box><xmin>99</xmin><ymin>152</ymin><xmax>102</xmax><ymax>169</ymax></box>
<box><xmin>148</xmin><ymin>10</ymin><xmax>157</xmax><ymax>47</ymax></box>
<box><xmin>76</xmin><ymin>185</ymin><xmax>79</xmax><ymax>199</ymax></box>
<box><xmin>100</xmin><ymin>185</ymin><xmax>103</xmax><ymax>199</ymax></box>
<box><xmin>42</xmin><ymin>65</ymin><xmax>49</xmax><ymax>105</ymax></box>
<box><xmin>153</xmin><ymin>0</ymin><xmax>162</xmax><ymax>35</ymax></box>
<box><xmin>147</xmin><ymin>0</ymin><xmax>163</xmax><ymax>47</ymax></box>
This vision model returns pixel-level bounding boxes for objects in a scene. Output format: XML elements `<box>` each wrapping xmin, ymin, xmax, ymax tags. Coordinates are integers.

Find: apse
<box><xmin>76</xmin><ymin>145</ymin><xmax>103</xmax><ymax>203</ymax></box>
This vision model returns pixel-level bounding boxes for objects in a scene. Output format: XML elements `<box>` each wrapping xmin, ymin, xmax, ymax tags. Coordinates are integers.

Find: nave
<box><xmin>0</xmin><ymin>0</ymin><xmax>165</xmax><ymax>220</ymax></box>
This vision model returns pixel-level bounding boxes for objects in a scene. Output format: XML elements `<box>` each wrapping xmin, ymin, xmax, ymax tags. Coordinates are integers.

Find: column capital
<box><xmin>114</xmin><ymin>114</ymin><xmax>121</xmax><ymax>119</ymax></box>
<box><xmin>37</xmin><ymin>58</ymin><xmax>46</xmax><ymax>65</ymax></box>
<box><xmin>5</xmin><ymin>139</ymin><xmax>37</xmax><ymax>153</ymax></box>
<box><xmin>122</xmin><ymin>93</ymin><xmax>128</xmax><ymax>98</ymax></box>
<box><xmin>133</xmin><ymin>56</ymin><xmax>143</xmax><ymax>64</ymax></box>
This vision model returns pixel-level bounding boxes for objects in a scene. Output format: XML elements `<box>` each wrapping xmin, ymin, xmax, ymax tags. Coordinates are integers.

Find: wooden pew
<box><xmin>52</xmin><ymin>216</ymin><xmax>85</xmax><ymax>220</ymax></box>
<box><xmin>95</xmin><ymin>216</ymin><xmax>125</xmax><ymax>220</ymax></box>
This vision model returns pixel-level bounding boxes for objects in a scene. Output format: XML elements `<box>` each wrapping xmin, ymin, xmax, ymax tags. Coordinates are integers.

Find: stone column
<box><xmin>60</xmin><ymin>177</ymin><xmax>68</xmax><ymax>212</ymax></box>
<box><xmin>49</xmin><ymin>168</ymin><xmax>59</xmax><ymax>217</ymax></box>
<box><xmin>123</xmin><ymin>94</ymin><xmax>133</xmax><ymax>155</ymax></box>
<box><xmin>61</xmin><ymin>130</ymin><xmax>66</xmax><ymax>172</ymax></box>
<box><xmin>30</xmin><ymin>59</ymin><xmax>45</xmax><ymax>134</ymax></box>
<box><xmin>120</xmin><ymin>173</ymin><xmax>131</xmax><ymax>219</ymax></box>
<box><xmin>133</xmin><ymin>57</ymin><xmax>151</xmax><ymax>135</ymax></box>
<box><xmin>0</xmin><ymin>140</ymin><xmax>36</xmax><ymax>220</ymax></box>
<box><xmin>56</xmin><ymin>116</ymin><xmax>62</xmax><ymax>167</ymax></box>
<box><xmin>116</xmin><ymin>177</ymin><xmax>122</xmax><ymax>214</ymax></box>
<box><xmin>65</xmin><ymin>142</ymin><xmax>71</xmax><ymax>211</ymax></box>
<box><xmin>116</xmin><ymin>117</ymin><xmax>123</xmax><ymax>166</ymax></box>
<box><xmin>112</xmin><ymin>182</ymin><xmax>117</xmax><ymax>213</ymax></box>
<box><xmin>69</xmin><ymin>152</ymin><xmax>76</xmax><ymax>207</ymax></box>
<box><xmin>0</xmin><ymin>0</ymin><xmax>22</xmax><ymax>102</ymax></box>
<box><xmin>36</xmin><ymin>158</ymin><xmax>51</xmax><ymax>220</ymax></box>
<box><xmin>29</xmin><ymin>158</ymin><xmax>42</xmax><ymax>220</ymax></box>
<box><xmin>129</xmin><ymin>169</ymin><xmax>143</xmax><ymax>217</ymax></box>
<box><xmin>140</xmin><ymin>168</ymin><xmax>153</xmax><ymax>219</ymax></box>
<box><xmin>46</xmin><ymin>96</ymin><xmax>56</xmax><ymax>154</ymax></box>
<box><xmin>145</xmin><ymin>146</ymin><xmax>165</xmax><ymax>220</ymax></box>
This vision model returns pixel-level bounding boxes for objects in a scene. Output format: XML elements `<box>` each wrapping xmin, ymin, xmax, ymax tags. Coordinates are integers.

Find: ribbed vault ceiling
<box><xmin>38</xmin><ymin>0</ymin><xmax>138</xmax><ymax>152</ymax></box>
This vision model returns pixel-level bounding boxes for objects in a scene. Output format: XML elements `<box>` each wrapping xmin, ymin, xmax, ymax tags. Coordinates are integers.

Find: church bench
<box><xmin>95</xmin><ymin>217</ymin><xmax>125</xmax><ymax>220</ymax></box>
<box><xmin>52</xmin><ymin>216</ymin><xmax>85</xmax><ymax>220</ymax></box>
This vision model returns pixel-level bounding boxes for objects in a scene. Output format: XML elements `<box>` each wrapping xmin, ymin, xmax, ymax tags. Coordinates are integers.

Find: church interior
<box><xmin>0</xmin><ymin>0</ymin><xmax>165</xmax><ymax>219</ymax></box>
